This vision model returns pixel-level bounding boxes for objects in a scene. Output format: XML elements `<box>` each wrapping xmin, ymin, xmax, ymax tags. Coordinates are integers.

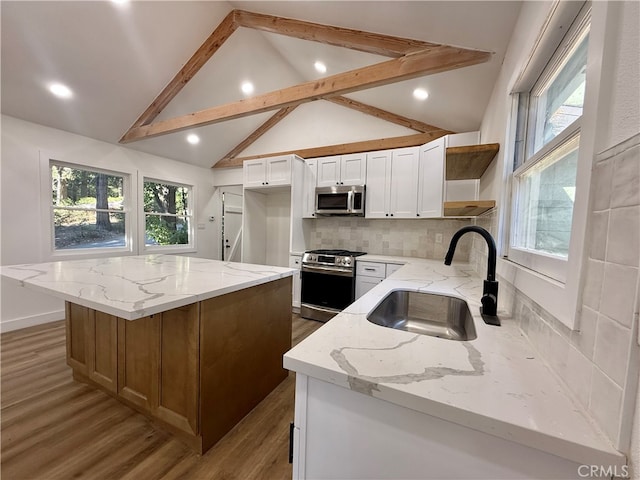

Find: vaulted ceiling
<box><xmin>1</xmin><ymin>1</ymin><xmax>522</xmax><ymax>169</ymax></box>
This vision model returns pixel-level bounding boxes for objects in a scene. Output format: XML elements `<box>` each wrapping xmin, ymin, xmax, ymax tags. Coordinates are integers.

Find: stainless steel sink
<box><xmin>366</xmin><ymin>290</ymin><xmax>477</xmax><ymax>341</ymax></box>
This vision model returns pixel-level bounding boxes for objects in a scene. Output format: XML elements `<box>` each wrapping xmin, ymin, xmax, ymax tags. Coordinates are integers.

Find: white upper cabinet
<box><xmin>364</xmin><ymin>150</ymin><xmax>390</xmax><ymax>218</ymax></box>
<box><xmin>417</xmin><ymin>137</ymin><xmax>445</xmax><ymax>218</ymax></box>
<box><xmin>365</xmin><ymin>147</ymin><xmax>419</xmax><ymax>218</ymax></box>
<box><xmin>303</xmin><ymin>159</ymin><xmax>318</xmax><ymax>218</ymax></box>
<box><xmin>340</xmin><ymin>154</ymin><xmax>367</xmax><ymax>185</ymax></box>
<box><xmin>316</xmin><ymin>153</ymin><xmax>366</xmax><ymax>187</ymax></box>
<box><xmin>389</xmin><ymin>148</ymin><xmax>419</xmax><ymax>218</ymax></box>
<box><xmin>243</xmin><ymin>155</ymin><xmax>292</xmax><ymax>188</ymax></box>
<box><xmin>243</xmin><ymin>159</ymin><xmax>267</xmax><ymax>187</ymax></box>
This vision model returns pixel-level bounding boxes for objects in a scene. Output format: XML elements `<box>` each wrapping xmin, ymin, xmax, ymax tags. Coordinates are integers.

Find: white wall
<box><xmin>240</xmin><ymin>100</ymin><xmax>416</xmax><ymax>156</ymax></box>
<box><xmin>1</xmin><ymin>115</ymin><xmax>217</xmax><ymax>331</ymax></box>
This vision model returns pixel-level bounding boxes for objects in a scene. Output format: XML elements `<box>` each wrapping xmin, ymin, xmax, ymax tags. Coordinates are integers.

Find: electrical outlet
<box><xmin>435</xmin><ymin>233</ymin><xmax>443</xmax><ymax>244</ymax></box>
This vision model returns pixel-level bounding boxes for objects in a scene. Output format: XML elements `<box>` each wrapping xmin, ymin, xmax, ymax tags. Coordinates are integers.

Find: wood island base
<box><xmin>65</xmin><ymin>277</ymin><xmax>292</xmax><ymax>454</ymax></box>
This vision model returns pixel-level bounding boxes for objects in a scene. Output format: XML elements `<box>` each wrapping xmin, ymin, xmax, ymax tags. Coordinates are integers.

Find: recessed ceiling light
<box><xmin>314</xmin><ymin>61</ymin><xmax>327</xmax><ymax>74</ymax></box>
<box><xmin>48</xmin><ymin>82</ymin><xmax>73</xmax><ymax>99</ymax></box>
<box><xmin>241</xmin><ymin>81</ymin><xmax>254</xmax><ymax>95</ymax></box>
<box><xmin>186</xmin><ymin>134</ymin><xmax>200</xmax><ymax>145</ymax></box>
<box><xmin>413</xmin><ymin>88</ymin><xmax>429</xmax><ymax>101</ymax></box>
<box><xmin>111</xmin><ymin>0</ymin><xmax>129</xmax><ymax>5</ymax></box>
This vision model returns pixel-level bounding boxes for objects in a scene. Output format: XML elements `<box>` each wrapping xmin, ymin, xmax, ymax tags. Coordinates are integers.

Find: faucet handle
<box><xmin>481</xmin><ymin>280</ymin><xmax>500</xmax><ymax>325</ymax></box>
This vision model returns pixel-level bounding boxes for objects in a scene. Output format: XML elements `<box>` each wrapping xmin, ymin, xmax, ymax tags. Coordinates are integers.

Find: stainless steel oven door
<box><xmin>300</xmin><ymin>265</ymin><xmax>355</xmax><ymax>322</ymax></box>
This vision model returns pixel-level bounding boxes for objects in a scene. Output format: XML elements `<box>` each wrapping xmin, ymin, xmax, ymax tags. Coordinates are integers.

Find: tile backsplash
<box><xmin>308</xmin><ymin>217</ymin><xmax>472</xmax><ymax>261</ymax></box>
<box><xmin>470</xmin><ymin>134</ymin><xmax>640</xmax><ymax>454</ymax></box>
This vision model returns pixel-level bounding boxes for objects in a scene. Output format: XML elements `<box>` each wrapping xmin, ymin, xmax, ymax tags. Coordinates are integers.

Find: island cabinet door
<box><xmin>117</xmin><ymin>315</ymin><xmax>160</xmax><ymax>412</ymax></box>
<box><xmin>154</xmin><ymin>304</ymin><xmax>200</xmax><ymax>436</ymax></box>
<box><xmin>65</xmin><ymin>302</ymin><xmax>92</xmax><ymax>375</ymax></box>
<box><xmin>87</xmin><ymin>311</ymin><xmax>118</xmax><ymax>392</ymax></box>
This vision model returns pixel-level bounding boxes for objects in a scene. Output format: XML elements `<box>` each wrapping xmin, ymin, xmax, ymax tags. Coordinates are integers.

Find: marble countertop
<box><xmin>1</xmin><ymin>255</ymin><xmax>294</xmax><ymax>320</ymax></box>
<box><xmin>284</xmin><ymin>256</ymin><xmax>625</xmax><ymax>467</ymax></box>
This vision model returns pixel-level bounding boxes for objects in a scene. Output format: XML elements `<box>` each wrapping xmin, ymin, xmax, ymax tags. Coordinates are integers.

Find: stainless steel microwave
<box><xmin>315</xmin><ymin>185</ymin><xmax>365</xmax><ymax>216</ymax></box>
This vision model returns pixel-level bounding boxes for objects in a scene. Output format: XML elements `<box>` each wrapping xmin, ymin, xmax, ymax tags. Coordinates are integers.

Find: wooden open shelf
<box><xmin>445</xmin><ymin>143</ymin><xmax>500</xmax><ymax>180</ymax></box>
<box><xmin>443</xmin><ymin>200</ymin><xmax>496</xmax><ymax>217</ymax></box>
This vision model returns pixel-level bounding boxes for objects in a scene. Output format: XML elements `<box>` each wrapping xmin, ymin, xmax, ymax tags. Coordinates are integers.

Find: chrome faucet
<box><xmin>444</xmin><ymin>226</ymin><xmax>500</xmax><ymax>326</ymax></box>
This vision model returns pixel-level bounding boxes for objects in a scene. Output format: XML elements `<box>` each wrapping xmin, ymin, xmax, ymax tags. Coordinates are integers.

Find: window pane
<box><xmin>514</xmin><ymin>135</ymin><xmax>579</xmax><ymax>257</ymax></box>
<box><xmin>143</xmin><ymin>181</ymin><xmax>189</xmax><ymax>214</ymax></box>
<box><xmin>54</xmin><ymin>210</ymin><xmax>126</xmax><ymax>249</ymax></box>
<box><xmin>145</xmin><ymin>215</ymin><xmax>190</xmax><ymax>246</ymax></box>
<box><xmin>51</xmin><ymin>165</ymin><xmax>124</xmax><ymax>210</ymax></box>
<box><xmin>531</xmin><ymin>32</ymin><xmax>588</xmax><ymax>154</ymax></box>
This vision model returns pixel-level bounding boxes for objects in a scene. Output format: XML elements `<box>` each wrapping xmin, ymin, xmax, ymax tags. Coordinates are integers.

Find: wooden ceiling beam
<box><xmin>233</xmin><ymin>10</ymin><xmax>440</xmax><ymax>58</ymax></box>
<box><xmin>120</xmin><ymin>10</ymin><xmax>238</xmax><ymax>137</ymax></box>
<box><xmin>212</xmin><ymin>131</ymin><xmax>450</xmax><ymax>169</ymax></box>
<box><xmin>120</xmin><ymin>46</ymin><xmax>491</xmax><ymax>143</ymax></box>
<box><xmin>326</xmin><ymin>96</ymin><xmax>446</xmax><ymax>133</ymax></box>
<box><xmin>217</xmin><ymin>106</ymin><xmax>298</xmax><ymax>165</ymax></box>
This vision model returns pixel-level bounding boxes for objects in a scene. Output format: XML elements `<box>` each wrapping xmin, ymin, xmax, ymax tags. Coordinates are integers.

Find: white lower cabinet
<box><xmin>292</xmin><ymin>375</ymin><xmax>583</xmax><ymax>480</ymax></box>
<box><xmin>355</xmin><ymin>261</ymin><xmax>385</xmax><ymax>299</ymax></box>
<box><xmin>355</xmin><ymin>261</ymin><xmax>403</xmax><ymax>299</ymax></box>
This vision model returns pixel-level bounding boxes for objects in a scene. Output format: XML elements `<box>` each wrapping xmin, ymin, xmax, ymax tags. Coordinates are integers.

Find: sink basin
<box><xmin>366</xmin><ymin>290</ymin><xmax>477</xmax><ymax>341</ymax></box>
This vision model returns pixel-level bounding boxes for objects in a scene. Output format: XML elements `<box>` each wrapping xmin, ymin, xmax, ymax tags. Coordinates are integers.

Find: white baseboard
<box><xmin>0</xmin><ymin>310</ymin><xmax>65</xmax><ymax>333</ymax></box>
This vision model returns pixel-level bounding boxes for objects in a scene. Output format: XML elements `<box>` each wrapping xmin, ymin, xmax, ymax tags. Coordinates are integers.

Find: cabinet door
<box><xmin>385</xmin><ymin>263</ymin><xmax>403</xmax><ymax>277</ymax></box>
<box><xmin>316</xmin><ymin>156</ymin><xmax>341</xmax><ymax>187</ymax></box>
<box><xmin>290</xmin><ymin>255</ymin><xmax>302</xmax><ymax>308</ymax></box>
<box><xmin>340</xmin><ymin>153</ymin><xmax>366</xmax><ymax>186</ymax></box>
<box><xmin>117</xmin><ymin>315</ymin><xmax>160</xmax><ymax>412</ymax></box>
<box><xmin>87</xmin><ymin>310</ymin><xmax>118</xmax><ymax>392</ymax></box>
<box><xmin>65</xmin><ymin>302</ymin><xmax>91</xmax><ymax>375</ymax></box>
<box><xmin>244</xmin><ymin>159</ymin><xmax>266</xmax><ymax>187</ymax></box>
<box><xmin>389</xmin><ymin>147</ymin><xmax>419</xmax><ymax>218</ymax></box>
<box><xmin>265</xmin><ymin>156</ymin><xmax>292</xmax><ymax>186</ymax></box>
<box><xmin>418</xmin><ymin>138</ymin><xmax>445</xmax><ymax>218</ymax></box>
<box><xmin>365</xmin><ymin>151</ymin><xmax>391</xmax><ymax>218</ymax></box>
<box><xmin>303</xmin><ymin>159</ymin><xmax>317</xmax><ymax>218</ymax></box>
<box><xmin>155</xmin><ymin>304</ymin><xmax>200</xmax><ymax>435</ymax></box>
<box><xmin>356</xmin><ymin>276</ymin><xmax>384</xmax><ymax>299</ymax></box>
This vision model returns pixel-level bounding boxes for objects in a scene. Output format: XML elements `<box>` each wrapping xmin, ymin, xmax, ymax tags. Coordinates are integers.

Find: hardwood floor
<box><xmin>1</xmin><ymin>313</ymin><xmax>322</xmax><ymax>480</ymax></box>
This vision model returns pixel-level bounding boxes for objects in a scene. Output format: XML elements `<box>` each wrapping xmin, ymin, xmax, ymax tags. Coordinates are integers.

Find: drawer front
<box><xmin>356</xmin><ymin>261</ymin><xmax>386</xmax><ymax>278</ymax></box>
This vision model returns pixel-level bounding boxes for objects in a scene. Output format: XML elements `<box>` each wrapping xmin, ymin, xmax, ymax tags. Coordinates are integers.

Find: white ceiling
<box><xmin>1</xmin><ymin>1</ymin><xmax>522</xmax><ymax>169</ymax></box>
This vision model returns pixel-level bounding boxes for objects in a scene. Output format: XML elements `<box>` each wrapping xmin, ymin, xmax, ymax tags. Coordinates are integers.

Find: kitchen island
<box><xmin>1</xmin><ymin>255</ymin><xmax>294</xmax><ymax>454</ymax></box>
<box><xmin>285</xmin><ymin>256</ymin><xmax>626</xmax><ymax>479</ymax></box>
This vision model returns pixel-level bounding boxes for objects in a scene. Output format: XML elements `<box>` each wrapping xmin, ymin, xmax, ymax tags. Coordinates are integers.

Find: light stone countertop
<box><xmin>0</xmin><ymin>255</ymin><xmax>294</xmax><ymax>320</ymax></box>
<box><xmin>283</xmin><ymin>256</ymin><xmax>625</xmax><ymax>468</ymax></box>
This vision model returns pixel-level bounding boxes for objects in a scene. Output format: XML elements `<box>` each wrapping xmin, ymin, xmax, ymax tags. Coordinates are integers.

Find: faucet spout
<box><xmin>444</xmin><ymin>226</ymin><xmax>500</xmax><ymax>325</ymax></box>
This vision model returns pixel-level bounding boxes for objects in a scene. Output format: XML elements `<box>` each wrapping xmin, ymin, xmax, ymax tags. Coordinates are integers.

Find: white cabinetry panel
<box><xmin>364</xmin><ymin>151</ymin><xmax>390</xmax><ymax>218</ymax></box>
<box><xmin>365</xmin><ymin>147</ymin><xmax>418</xmax><ymax>218</ymax></box>
<box><xmin>243</xmin><ymin>156</ymin><xmax>292</xmax><ymax>188</ymax></box>
<box><xmin>317</xmin><ymin>154</ymin><xmax>366</xmax><ymax>187</ymax></box>
<box><xmin>389</xmin><ymin>147</ymin><xmax>419</xmax><ymax>218</ymax></box>
<box><xmin>418</xmin><ymin>137</ymin><xmax>445</xmax><ymax>218</ymax></box>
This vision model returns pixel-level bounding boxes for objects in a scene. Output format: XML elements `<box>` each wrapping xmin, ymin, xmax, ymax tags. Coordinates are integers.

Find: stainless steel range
<box><xmin>300</xmin><ymin>249</ymin><xmax>366</xmax><ymax>322</ymax></box>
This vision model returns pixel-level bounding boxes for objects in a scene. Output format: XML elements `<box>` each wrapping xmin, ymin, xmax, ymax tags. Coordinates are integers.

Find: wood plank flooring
<box><xmin>1</xmin><ymin>314</ymin><xmax>322</xmax><ymax>480</ymax></box>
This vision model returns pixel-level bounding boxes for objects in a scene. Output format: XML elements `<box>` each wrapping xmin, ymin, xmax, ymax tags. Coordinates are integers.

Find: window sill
<box><xmin>497</xmin><ymin>257</ymin><xmax>578</xmax><ymax>330</ymax></box>
<box><xmin>142</xmin><ymin>246</ymin><xmax>197</xmax><ymax>256</ymax></box>
<box><xmin>49</xmin><ymin>247</ymin><xmax>134</xmax><ymax>262</ymax></box>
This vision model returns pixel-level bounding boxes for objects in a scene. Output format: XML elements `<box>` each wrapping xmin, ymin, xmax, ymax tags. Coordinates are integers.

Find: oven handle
<box><xmin>301</xmin><ymin>264</ymin><xmax>354</xmax><ymax>277</ymax></box>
